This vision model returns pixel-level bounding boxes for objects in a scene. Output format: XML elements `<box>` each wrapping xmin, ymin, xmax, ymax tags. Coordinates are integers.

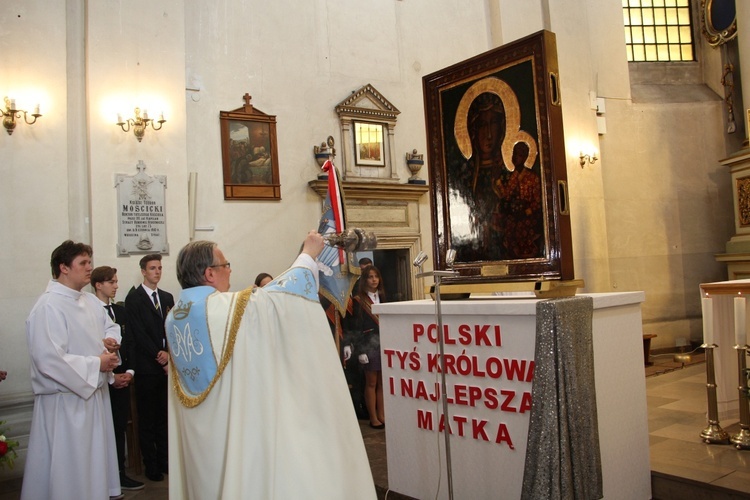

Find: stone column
<box><xmin>66</xmin><ymin>0</ymin><xmax>92</xmax><ymax>243</ymax></box>
<box><xmin>737</xmin><ymin>2</ymin><xmax>750</xmax><ymax>144</ymax></box>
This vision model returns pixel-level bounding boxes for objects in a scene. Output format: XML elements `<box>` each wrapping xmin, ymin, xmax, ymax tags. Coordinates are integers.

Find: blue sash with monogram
<box><xmin>165</xmin><ymin>286</ymin><xmax>217</xmax><ymax>396</ymax></box>
<box><xmin>166</xmin><ymin>266</ymin><xmax>318</xmax><ymax>407</ymax></box>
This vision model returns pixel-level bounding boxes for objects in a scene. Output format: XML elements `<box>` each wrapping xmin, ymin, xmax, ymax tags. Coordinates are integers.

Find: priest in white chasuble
<box><xmin>166</xmin><ymin>231</ymin><xmax>376</xmax><ymax>500</ymax></box>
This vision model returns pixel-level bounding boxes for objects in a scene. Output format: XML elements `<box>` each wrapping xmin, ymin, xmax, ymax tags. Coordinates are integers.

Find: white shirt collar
<box><xmin>367</xmin><ymin>291</ymin><xmax>380</xmax><ymax>304</ymax></box>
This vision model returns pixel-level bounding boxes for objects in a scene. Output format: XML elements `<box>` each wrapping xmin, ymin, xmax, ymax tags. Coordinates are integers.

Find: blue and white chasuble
<box><xmin>165</xmin><ymin>258</ymin><xmax>375</xmax><ymax>499</ymax></box>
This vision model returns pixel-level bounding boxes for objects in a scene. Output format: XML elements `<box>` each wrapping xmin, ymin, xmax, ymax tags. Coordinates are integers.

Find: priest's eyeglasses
<box><xmin>209</xmin><ymin>262</ymin><xmax>231</xmax><ymax>269</ymax></box>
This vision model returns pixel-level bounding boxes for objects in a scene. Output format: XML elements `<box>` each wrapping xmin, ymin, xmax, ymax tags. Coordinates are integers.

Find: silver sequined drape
<box><xmin>521</xmin><ymin>296</ymin><xmax>603</xmax><ymax>500</ymax></box>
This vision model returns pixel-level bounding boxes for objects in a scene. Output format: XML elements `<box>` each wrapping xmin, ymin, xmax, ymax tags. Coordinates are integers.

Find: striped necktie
<box><xmin>152</xmin><ymin>291</ymin><xmax>160</xmax><ymax>313</ymax></box>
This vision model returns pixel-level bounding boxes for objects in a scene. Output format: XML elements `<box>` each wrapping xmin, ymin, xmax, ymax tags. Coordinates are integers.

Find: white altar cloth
<box><xmin>374</xmin><ymin>292</ymin><xmax>650</xmax><ymax>500</ymax></box>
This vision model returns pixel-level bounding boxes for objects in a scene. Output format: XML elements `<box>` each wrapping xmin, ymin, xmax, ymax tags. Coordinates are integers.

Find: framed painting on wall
<box><xmin>422</xmin><ymin>29</ymin><xmax>574</xmax><ymax>284</ymax></box>
<box><xmin>353</xmin><ymin>121</ymin><xmax>386</xmax><ymax>167</ymax></box>
<box><xmin>220</xmin><ymin>93</ymin><xmax>281</xmax><ymax>200</ymax></box>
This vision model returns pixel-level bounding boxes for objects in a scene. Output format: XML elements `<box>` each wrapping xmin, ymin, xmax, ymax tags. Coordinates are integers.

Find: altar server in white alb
<box><xmin>165</xmin><ymin>231</ymin><xmax>377</xmax><ymax>500</ymax></box>
<box><xmin>22</xmin><ymin>240</ymin><xmax>124</xmax><ymax>500</ymax></box>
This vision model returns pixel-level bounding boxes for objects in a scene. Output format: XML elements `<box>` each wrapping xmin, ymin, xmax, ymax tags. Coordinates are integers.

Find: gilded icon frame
<box><xmin>422</xmin><ymin>30</ymin><xmax>574</xmax><ymax>284</ymax></box>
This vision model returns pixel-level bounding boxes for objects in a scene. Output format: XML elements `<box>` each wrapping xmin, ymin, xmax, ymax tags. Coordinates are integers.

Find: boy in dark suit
<box><xmin>125</xmin><ymin>254</ymin><xmax>174</xmax><ymax>482</ymax></box>
<box><xmin>92</xmin><ymin>266</ymin><xmax>144</xmax><ymax>491</ymax></box>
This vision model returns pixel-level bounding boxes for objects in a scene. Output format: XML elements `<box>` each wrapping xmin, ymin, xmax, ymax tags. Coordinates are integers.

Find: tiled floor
<box><xmin>4</xmin><ymin>355</ymin><xmax>750</xmax><ymax>499</ymax></box>
<box><xmin>0</xmin><ymin>422</ymin><xmax>387</xmax><ymax>500</ymax></box>
<box><xmin>646</xmin><ymin>355</ymin><xmax>750</xmax><ymax>498</ymax></box>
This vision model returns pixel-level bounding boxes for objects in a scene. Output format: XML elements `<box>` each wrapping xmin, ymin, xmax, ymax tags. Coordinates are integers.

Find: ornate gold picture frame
<box><xmin>701</xmin><ymin>0</ymin><xmax>737</xmax><ymax>47</ymax></box>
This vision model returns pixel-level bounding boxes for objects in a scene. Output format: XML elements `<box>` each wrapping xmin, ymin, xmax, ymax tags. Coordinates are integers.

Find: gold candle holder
<box><xmin>731</xmin><ymin>345</ymin><xmax>750</xmax><ymax>449</ymax></box>
<box><xmin>701</xmin><ymin>344</ymin><xmax>730</xmax><ymax>444</ymax></box>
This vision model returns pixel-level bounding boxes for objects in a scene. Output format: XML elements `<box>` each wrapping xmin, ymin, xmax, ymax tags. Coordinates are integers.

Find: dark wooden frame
<box><xmin>220</xmin><ymin>93</ymin><xmax>281</xmax><ymax>200</ymax></box>
<box><xmin>422</xmin><ymin>30</ymin><xmax>574</xmax><ymax>284</ymax></box>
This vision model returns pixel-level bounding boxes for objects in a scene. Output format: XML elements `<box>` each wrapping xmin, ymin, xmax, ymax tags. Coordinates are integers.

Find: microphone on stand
<box><xmin>413</xmin><ymin>251</ymin><xmax>428</xmax><ymax>267</ymax></box>
<box><xmin>445</xmin><ymin>248</ymin><xmax>457</xmax><ymax>268</ymax></box>
<box><xmin>413</xmin><ymin>251</ymin><xmax>428</xmax><ymax>277</ymax></box>
<box><xmin>323</xmin><ymin>228</ymin><xmax>378</xmax><ymax>252</ymax></box>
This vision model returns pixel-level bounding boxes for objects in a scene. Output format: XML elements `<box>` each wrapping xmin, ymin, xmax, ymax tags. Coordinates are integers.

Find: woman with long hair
<box><xmin>347</xmin><ymin>265</ymin><xmax>386</xmax><ymax>429</ymax></box>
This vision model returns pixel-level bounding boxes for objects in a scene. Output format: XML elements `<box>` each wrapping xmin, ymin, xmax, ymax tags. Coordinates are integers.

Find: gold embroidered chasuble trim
<box><xmin>170</xmin><ymin>287</ymin><xmax>252</xmax><ymax>408</ymax></box>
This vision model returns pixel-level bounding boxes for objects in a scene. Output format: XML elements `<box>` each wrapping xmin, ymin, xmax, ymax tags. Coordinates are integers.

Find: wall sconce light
<box><xmin>116</xmin><ymin>107</ymin><xmax>165</xmax><ymax>142</ymax></box>
<box><xmin>3</xmin><ymin>96</ymin><xmax>42</xmax><ymax>135</ymax></box>
<box><xmin>579</xmin><ymin>152</ymin><xmax>598</xmax><ymax>168</ymax></box>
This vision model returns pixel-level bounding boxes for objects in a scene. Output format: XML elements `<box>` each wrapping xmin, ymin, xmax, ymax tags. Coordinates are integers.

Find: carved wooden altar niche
<box><xmin>422</xmin><ymin>29</ymin><xmax>574</xmax><ymax>284</ymax></box>
<box><xmin>220</xmin><ymin>93</ymin><xmax>281</xmax><ymax>200</ymax></box>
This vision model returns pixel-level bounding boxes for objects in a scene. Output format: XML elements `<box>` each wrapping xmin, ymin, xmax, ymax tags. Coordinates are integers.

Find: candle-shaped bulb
<box><xmin>9</xmin><ymin>99</ymin><xmax>16</xmax><ymax>110</ymax></box>
<box><xmin>117</xmin><ymin>113</ymin><xmax>123</xmax><ymax>124</ymax></box>
<box><xmin>736</xmin><ymin>296</ymin><xmax>748</xmax><ymax>346</ymax></box>
<box><xmin>702</xmin><ymin>297</ymin><xmax>714</xmax><ymax>347</ymax></box>
<box><xmin>33</xmin><ymin>104</ymin><xmax>40</xmax><ymax>115</ymax></box>
<box><xmin>142</xmin><ymin>109</ymin><xmax>149</xmax><ymax>120</ymax></box>
<box><xmin>159</xmin><ymin>112</ymin><xmax>164</xmax><ymax>122</ymax></box>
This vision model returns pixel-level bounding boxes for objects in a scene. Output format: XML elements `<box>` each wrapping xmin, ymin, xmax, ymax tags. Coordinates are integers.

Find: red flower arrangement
<box><xmin>0</xmin><ymin>421</ymin><xmax>19</xmax><ymax>469</ymax></box>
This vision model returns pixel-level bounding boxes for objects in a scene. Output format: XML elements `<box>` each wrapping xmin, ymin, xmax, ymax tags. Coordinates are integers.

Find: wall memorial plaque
<box><xmin>422</xmin><ymin>29</ymin><xmax>574</xmax><ymax>284</ymax></box>
<box><xmin>116</xmin><ymin>160</ymin><xmax>169</xmax><ymax>255</ymax></box>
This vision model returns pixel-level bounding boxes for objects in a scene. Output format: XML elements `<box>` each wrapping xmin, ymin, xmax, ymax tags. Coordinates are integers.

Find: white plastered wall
<box><xmin>0</xmin><ymin>0</ymin><xmax>739</xmax><ymax>479</ymax></box>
